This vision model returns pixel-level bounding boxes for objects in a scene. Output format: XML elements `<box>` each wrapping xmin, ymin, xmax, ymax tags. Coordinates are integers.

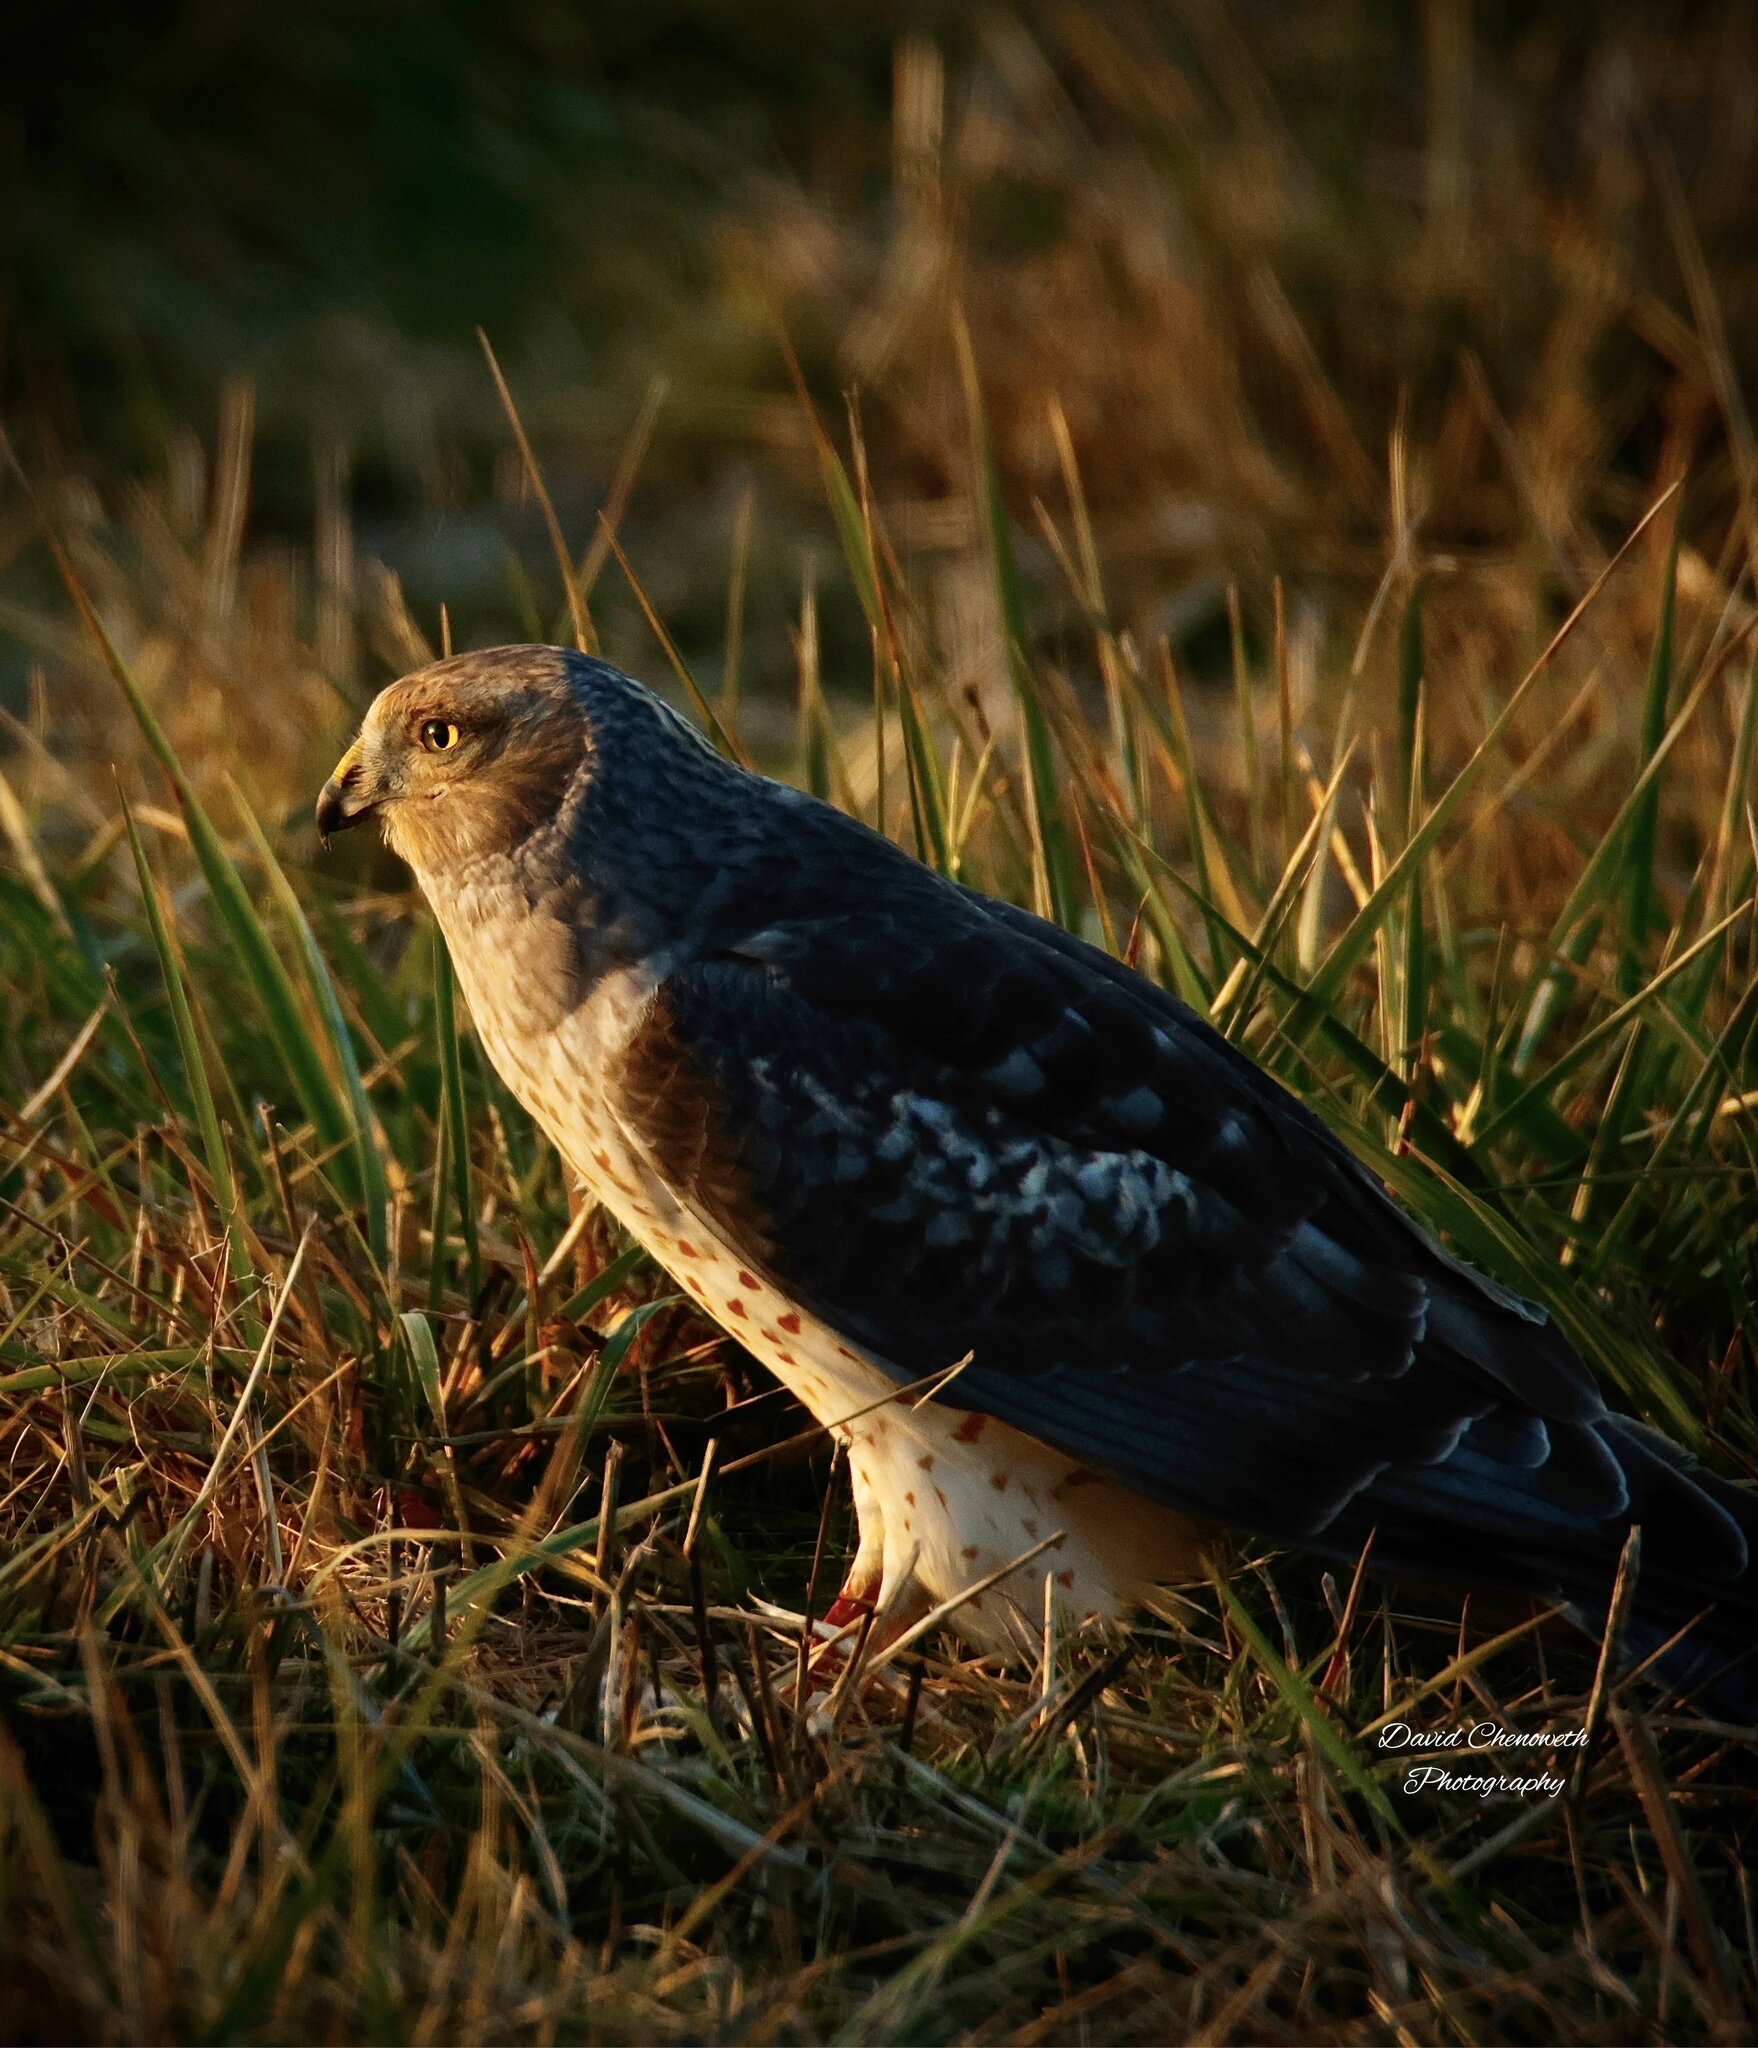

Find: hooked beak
<box><xmin>315</xmin><ymin>740</ymin><xmax>372</xmax><ymax>848</ymax></box>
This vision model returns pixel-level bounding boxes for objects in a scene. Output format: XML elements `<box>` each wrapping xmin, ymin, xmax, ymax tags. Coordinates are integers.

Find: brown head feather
<box><xmin>316</xmin><ymin>646</ymin><xmax>589</xmax><ymax>876</ymax></box>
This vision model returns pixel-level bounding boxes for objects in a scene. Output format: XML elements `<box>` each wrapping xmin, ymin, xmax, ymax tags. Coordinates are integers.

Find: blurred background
<box><xmin>3</xmin><ymin>0</ymin><xmax>1756</xmax><ymax>812</ymax></box>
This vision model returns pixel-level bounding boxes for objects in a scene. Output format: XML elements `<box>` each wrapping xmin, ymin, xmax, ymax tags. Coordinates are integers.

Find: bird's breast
<box><xmin>442</xmin><ymin>914</ymin><xmax>895</xmax><ymax>1430</ymax></box>
<box><xmin>424</xmin><ymin>872</ymin><xmax>643</xmax><ymax>1141</ymax></box>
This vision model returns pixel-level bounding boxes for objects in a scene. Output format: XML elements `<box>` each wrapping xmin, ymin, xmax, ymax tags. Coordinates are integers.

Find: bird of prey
<box><xmin>317</xmin><ymin>645</ymin><xmax>1756</xmax><ymax>1703</ymax></box>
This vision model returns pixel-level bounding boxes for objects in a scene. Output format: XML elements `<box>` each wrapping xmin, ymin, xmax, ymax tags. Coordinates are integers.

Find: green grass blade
<box><xmin>1227</xmin><ymin>584</ymin><xmax>1262</xmax><ymax>879</ymax></box>
<box><xmin>432</xmin><ymin>928</ymin><xmax>480</xmax><ymax>1305</ymax></box>
<box><xmin>954</xmin><ymin>313</ymin><xmax>1076</xmax><ymax>928</ymax></box>
<box><xmin>1517</xmin><ymin>635</ymin><xmax>1719</xmax><ymax>1061</ymax></box>
<box><xmin>1128</xmin><ymin>834</ymin><xmax>1498</xmax><ymax>1199</ymax></box>
<box><xmin>1399</xmin><ymin>586</ymin><xmax>1429</xmax><ymax>1086</ymax></box>
<box><xmin>1214</xmin><ymin>1579</ymin><xmax>1402</xmax><ymax>1833</ymax></box>
<box><xmin>599</xmin><ymin>519</ymin><xmax>750</xmax><ymax>767</ymax></box>
<box><xmin>895</xmin><ymin>670</ymin><xmax>955</xmax><ymax>876</ymax></box>
<box><xmin>1623</xmin><ymin>510</ymin><xmax>1680</xmax><ymax>977</ymax></box>
<box><xmin>74</xmin><ymin>606</ymin><xmax>359</xmax><ymax>1181</ymax></box>
<box><xmin>552</xmin><ymin>1242</ymin><xmax>649</xmax><ymax>1326</ymax></box>
<box><xmin>399</xmin><ymin>1308</ymin><xmax>445</xmax><ymax>1422</ymax></box>
<box><xmin>1211</xmin><ymin>743</ymin><xmax>1357</xmax><ymax>1039</ymax></box>
<box><xmin>237</xmin><ymin>798</ymin><xmax>390</xmax><ymax>1269</ymax></box>
<box><xmin>1398</xmin><ymin>828</ymin><xmax>1427</xmax><ymax>1087</ymax></box>
<box><xmin>425</xmin><ymin>1112</ymin><xmax>450</xmax><ymax>1313</ymax></box>
<box><xmin>120</xmin><ymin>794</ymin><xmax>248</xmax><ymax>1279</ymax></box>
<box><xmin>1298</xmin><ymin>484</ymin><xmax>1682</xmax><ymax>1040</ymax></box>
<box><xmin>1507</xmin><ymin>916</ymin><xmax>1601</xmax><ymax>1078</ymax></box>
<box><xmin>1397</xmin><ymin>575</ymin><xmax>1425</xmax><ymax>801</ymax></box>
<box><xmin>1475</xmin><ymin>903</ymin><xmax>1744</xmax><ymax>1153</ymax></box>
<box><xmin>1588</xmin><ymin>976</ymin><xmax>1758</xmax><ymax>1282</ymax></box>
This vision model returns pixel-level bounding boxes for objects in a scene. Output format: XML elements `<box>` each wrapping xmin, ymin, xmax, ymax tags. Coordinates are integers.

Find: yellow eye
<box><xmin>420</xmin><ymin>719</ymin><xmax>461</xmax><ymax>754</ymax></box>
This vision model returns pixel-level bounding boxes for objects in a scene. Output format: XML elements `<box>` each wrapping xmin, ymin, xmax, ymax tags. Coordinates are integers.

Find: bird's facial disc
<box><xmin>316</xmin><ymin>656</ymin><xmax>589</xmax><ymax>869</ymax></box>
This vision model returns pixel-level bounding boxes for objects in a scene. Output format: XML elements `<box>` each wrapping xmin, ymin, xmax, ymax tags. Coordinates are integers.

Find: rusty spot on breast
<box><xmin>951</xmin><ymin>1412</ymin><xmax>989</xmax><ymax>1445</ymax></box>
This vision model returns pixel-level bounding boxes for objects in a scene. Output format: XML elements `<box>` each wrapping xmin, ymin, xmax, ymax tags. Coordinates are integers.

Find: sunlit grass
<box><xmin>5</xmin><ymin>166</ymin><xmax>1758</xmax><ymax>2048</ymax></box>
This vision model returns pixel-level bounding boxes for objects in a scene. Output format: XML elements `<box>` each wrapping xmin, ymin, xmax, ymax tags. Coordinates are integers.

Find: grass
<box><xmin>4</xmin><ymin>12</ymin><xmax>1758</xmax><ymax>2039</ymax></box>
<box><xmin>2</xmin><ymin>368</ymin><xmax>1756</xmax><ymax>2043</ymax></box>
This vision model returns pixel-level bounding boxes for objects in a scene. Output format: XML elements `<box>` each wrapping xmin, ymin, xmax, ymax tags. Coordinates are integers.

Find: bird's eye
<box><xmin>420</xmin><ymin>719</ymin><xmax>461</xmax><ymax>754</ymax></box>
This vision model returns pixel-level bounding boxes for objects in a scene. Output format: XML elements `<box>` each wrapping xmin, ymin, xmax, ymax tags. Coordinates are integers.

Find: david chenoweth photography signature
<box><xmin>1375</xmin><ymin>1720</ymin><xmax>1590</xmax><ymax>1798</ymax></box>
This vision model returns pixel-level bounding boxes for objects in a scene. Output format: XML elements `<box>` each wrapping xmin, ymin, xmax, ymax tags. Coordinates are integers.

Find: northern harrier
<box><xmin>318</xmin><ymin>646</ymin><xmax>1756</xmax><ymax>1705</ymax></box>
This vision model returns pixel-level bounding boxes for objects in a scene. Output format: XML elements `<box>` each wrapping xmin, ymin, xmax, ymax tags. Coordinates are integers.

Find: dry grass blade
<box><xmin>478</xmin><ymin>328</ymin><xmax>595</xmax><ymax>656</ymax></box>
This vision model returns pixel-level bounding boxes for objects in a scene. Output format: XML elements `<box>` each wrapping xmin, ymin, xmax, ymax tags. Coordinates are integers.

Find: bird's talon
<box><xmin>818</xmin><ymin>1590</ymin><xmax>877</xmax><ymax>1635</ymax></box>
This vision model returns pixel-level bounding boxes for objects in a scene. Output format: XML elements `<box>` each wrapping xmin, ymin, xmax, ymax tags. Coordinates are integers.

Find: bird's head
<box><xmin>316</xmin><ymin>646</ymin><xmax>594</xmax><ymax>873</ymax></box>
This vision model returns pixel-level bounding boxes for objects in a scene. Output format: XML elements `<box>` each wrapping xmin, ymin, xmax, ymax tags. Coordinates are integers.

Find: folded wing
<box><xmin>608</xmin><ymin>822</ymin><xmax>1752</xmax><ymax>1686</ymax></box>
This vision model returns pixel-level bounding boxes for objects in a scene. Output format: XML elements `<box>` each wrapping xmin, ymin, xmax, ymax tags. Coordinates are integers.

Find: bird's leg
<box><xmin>813</xmin><ymin>1447</ymin><xmax>933</xmax><ymax>1677</ymax></box>
<box><xmin>818</xmin><ymin>1583</ymin><xmax>878</xmax><ymax>1634</ymax></box>
<box><xmin>810</xmin><ymin>1567</ymin><xmax>929</xmax><ymax>1698</ymax></box>
<box><xmin>812</xmin><ymin>1454</ymin><xmax>885</xmax><ymax>1663</ymax></box>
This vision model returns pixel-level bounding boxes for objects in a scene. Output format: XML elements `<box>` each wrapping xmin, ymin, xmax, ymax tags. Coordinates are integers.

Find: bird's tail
<box><xmin>1336</xmin><ymin>1414</ymin><xmax>1758</xmax><ymax>1720</ymax></box>
<box><xmin>1588</xmin><ymin>1418</ymin><xmax>1758</xmax><ymax>1719</ymax></box>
